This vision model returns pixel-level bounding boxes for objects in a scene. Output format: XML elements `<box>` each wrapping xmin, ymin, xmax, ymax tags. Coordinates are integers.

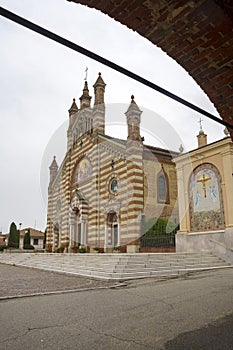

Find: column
<box><xmin>104</xmin><ymin>223</ymin><xmax>108</xmax><ymax>248</ymax></box>
<box><xmin>81</xmin><ymin>221</ymin><xmax>84</xmax><ymax>245</ymax></box>
<box><xmin>83</xmin><ymin>221</ymin><xmax>87</xmax><ymax>245</ymax></box>
<box><xmin>69</xmin><ymin>213</ymin><xmax>75</xmax><ymax>248</ymax></box>
<box><xmin>117</xmin><ymin>221</ymin><xmax>121</xmax><ymax>246</ymax></box>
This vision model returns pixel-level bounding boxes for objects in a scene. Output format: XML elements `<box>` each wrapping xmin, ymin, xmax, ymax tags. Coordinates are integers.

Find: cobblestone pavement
<box><xmin>0</xmin><ymin>263</ymin><xmax>114</xmax><ymax>298</ymax></box>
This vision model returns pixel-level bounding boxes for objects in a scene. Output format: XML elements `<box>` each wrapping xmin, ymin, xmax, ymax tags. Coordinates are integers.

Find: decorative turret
<box><xmin>197</xmin><ymin>118</ymin><xmax>207</xmax><ymax>148</ymax></box>
<box><xmin>68</xmin><ymin>98</ymin><xmax>78</xmax><ymax>117</ymax></box>
<box><xmin>79</xmin><ymin>81</ymin><xmax>92</xmax><ymax>109</ymax></box>
<box><xmin>67</xmin><ymin>98</ymin><xmax>78</xmax><ymax>150</ymax></box>
<box><xmin>125</xmin><ymin>96</ymin><xmax>144</xmax><ymax>244</ymax></box>
<box><xmin>49</xmin><ymin>156</ymin><xmax>58</xmax><ymax>188</ymax></box>
<box><xmin>93</xmin><ymin>72</ymin><xmax>106</xmax><ymax>106</ymax></box>
<box><xmin>92</xmin><ymin>73</ymin><xmax>106</xmax><ymax>135</ymax></box>
<box><xmin>125</xmin><ymin>95</ymin><xmax>142</xmax><ymax>142</ymax></box>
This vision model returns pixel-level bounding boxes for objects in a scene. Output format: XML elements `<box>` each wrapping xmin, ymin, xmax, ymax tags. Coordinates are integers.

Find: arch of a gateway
<box><xmin>69</xmin><ymin>0</ymin><xmax>233</xmax><ymax>139</ymax></box>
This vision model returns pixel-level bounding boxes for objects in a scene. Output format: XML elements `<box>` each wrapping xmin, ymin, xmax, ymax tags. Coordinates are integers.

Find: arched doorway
<box><xmin>69</xmin><ymin>208</ymin><xmax>81</xmax><ymax>246</ymax></box>
<box><xmin>69</xmin><ymin>189</ymin><xmax>88</xmax><ymax>248</ymax></box>
<box><xmin>105</xmin><ymin>211</ymin><xmax>120</xmax><ymax>248</ymax></box>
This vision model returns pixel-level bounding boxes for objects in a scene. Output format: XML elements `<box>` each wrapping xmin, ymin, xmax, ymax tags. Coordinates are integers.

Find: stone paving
<box><xmin>0</xmin><ymin>263</ymin><xmax>114</xmax><ymax>299</ymax></box>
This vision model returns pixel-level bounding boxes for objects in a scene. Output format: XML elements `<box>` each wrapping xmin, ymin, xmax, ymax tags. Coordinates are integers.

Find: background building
<box><xmin>3</xmin><ymin>227</ymin><xmax>45</xmax><ymax>250</ymax></box>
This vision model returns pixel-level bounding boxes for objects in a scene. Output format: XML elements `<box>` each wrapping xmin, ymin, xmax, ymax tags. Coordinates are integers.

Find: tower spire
<box><xmin>68</xmin><ymin>98</ymin><xmax>78</xmax><ymax>116</ymax></box>
<box><xmin>93</xmin><ymin>72</ymin><xmax>106</xmax><ymax>106</ymax></box>
<box><xmin>79</xmin><ymin>81</ymin><xmax>92</xmax><ymax>109</ymax></box>
<box><xmin>92</xmin><ymin>73</ymin><xmax>106</xmax><ymax>134</ymax></box>
<box><xmin>49</xmin><ymin>156</ymin><xmax>58</xmax><ymax>188</ymax></box>
<box><xmin>125</xmin><ymin>95</ymin><xmax>142</xmax><ymax>142</ymax></box>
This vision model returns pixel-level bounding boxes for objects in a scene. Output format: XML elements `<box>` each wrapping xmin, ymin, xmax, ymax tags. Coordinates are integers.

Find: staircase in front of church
<box><xmin>0</xmin><ymin>252</ymin><xmax>231</xmax><ymax>281</ymax></box>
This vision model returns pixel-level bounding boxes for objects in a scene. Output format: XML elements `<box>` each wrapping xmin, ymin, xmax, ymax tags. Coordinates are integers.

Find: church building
<box><xmin>46</xmin><ymin>73</ymin><xmax>178</xmax><ymax>252</ymax></box>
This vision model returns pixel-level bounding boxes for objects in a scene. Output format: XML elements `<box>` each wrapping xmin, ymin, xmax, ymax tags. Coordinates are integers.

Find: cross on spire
<box><xmin>84</xmin><ymin>67</ymin><xmax>88</xmax><ymax>81</ymax></box>
<box><xmin>198</xmin><ymin>117</ymin><xmax>203</xmax><ymax>130</ymax></box>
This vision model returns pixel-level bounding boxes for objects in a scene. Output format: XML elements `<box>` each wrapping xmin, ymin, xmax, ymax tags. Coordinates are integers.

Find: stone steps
<box><xmin>0</xmin><ymin>252</ymin><xmax>231</xmax><ymax>281</ymax></box>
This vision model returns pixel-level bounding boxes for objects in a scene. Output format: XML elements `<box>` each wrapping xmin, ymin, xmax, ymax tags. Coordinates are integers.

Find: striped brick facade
<box><xmin>46</xmin><ymin>74</ymin><xmax>179</xmax><ymax>252</ymax></box>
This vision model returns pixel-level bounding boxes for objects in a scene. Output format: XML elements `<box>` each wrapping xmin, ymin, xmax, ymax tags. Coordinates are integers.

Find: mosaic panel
<box><xmin>189</xmin><ymin>163</ymin><xmax>225</xmax><ymax>231</ymax></box>
<box><xmin>73</xmin><ymin>158</ymin><xmax>92</xmax><ymax>183</ymax></box>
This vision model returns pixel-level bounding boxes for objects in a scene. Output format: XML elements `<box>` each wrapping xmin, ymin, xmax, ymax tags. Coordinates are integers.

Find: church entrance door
<box><xmin>77</xmin><ymin>222</ymin><xmax>81</xmax><ymax>245</ymax></box>
<box><xmin>113</xmin><ymin>224</ymin><xmax>118</xmax><ymax>247</ymax></box>
<box><xmin>105</xmin><ymin>211</ymin><xmax>119</xmax><ymax>248</ymax></box>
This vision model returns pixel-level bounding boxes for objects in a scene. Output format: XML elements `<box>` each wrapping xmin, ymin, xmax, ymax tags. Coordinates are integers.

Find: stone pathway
<box><xmin>0</xmin><ymin>263</ymin><xmax>114</xmax><ymax>299</ymax></box>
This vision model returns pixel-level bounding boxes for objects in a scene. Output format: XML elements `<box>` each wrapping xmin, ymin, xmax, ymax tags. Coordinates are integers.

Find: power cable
<box><xmin>1</xmin><ymin>6</ymin><xmax>233</xmax><ymax>131</ymax></box>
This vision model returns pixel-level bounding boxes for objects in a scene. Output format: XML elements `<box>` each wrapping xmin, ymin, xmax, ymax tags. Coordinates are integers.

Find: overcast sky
<box><xmin>0</xmin><ymin>0</ymin><xmax>224</xmax><ymax>233</ymax></box>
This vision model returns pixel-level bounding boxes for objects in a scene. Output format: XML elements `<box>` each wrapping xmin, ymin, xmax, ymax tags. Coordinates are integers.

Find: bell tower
<box><xmin>125</xmin><ymin>96</ymin><xmax>144</xmax><ymax>244</ymax></box>
<box><xmin>93</xmin><ymin>72</ymin><xmax>106</xmax><ymax>135</ymax></box>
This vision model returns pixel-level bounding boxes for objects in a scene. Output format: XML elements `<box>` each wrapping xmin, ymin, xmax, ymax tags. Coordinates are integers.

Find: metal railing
<box><xmin>140</xmin><ymin>235</ymin><xmax>175</xmax><ymax>248</ymax></box>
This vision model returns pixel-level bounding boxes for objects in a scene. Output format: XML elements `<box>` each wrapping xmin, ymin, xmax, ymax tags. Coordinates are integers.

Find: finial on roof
<box><xmin>93</xmin><ymin>72</ymin><xmax>106</xmax><ymax>87</ymax></box>
<box><xmin>179</xmin><ymin>144</ymin><xmax>184</xmax><ymax>153</ymax></box>
<box><xmin>198</xmin><ymin>117</ymin><xmax>204</xmax><ymax>134</ymax></box>
<box><xmin>68</xmin><ymin>98</ymin><xmax>78</xmax><ymax>116</ymax></box>
<box><xmin>126</xmin><ymin>94</ymin><xmax>141</xmax><ymax>113</ymax></box>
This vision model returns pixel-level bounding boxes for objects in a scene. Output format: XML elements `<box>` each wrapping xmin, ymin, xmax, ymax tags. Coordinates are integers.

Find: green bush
<box><xmin>54</xmin><ymin>246</ymin><xmax>65</xmax><ymax>253</ymax></box>
<box><xmin>113</xmin><ymin>246</ymin><xmax>121</xmax><ymax>251</ymax></box>
<box><xmin>0</xmin><ymin>245</ymin><xmax>7</xmax><ymax>252</ymax></box>
<box><xmin>142</xmin><ymin>217</ymin><xmax>178</xmax><ymax>237</ymax></box>
<box><xmin>23</xmin><ymin>229</ymin><xmax>31</xmax><ymax>249</ymax></box>
<box><xmin>79</xmin><ymin>247</ymin><xmax>86</xmax><ymax>253</ymax></box>
<box><xmin>8</xmin><ymin>222</ymin><xmax>19</xmax><ymax>248</ymax></box>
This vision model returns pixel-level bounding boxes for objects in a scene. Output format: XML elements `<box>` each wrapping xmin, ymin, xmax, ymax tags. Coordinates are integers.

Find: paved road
<box><xmin>0</xmin><ymin>265</ymin><xmax>232</xmax><ymax>349</ymax></box>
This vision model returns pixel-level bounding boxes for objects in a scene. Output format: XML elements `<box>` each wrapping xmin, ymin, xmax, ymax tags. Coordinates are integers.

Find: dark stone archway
<box><xmin>68</xmin><ymin>0</ymin><xmax>233</xmax><ymax>139</ymax></box>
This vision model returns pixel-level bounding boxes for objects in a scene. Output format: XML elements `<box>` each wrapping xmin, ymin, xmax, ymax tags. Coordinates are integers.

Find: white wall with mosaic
<box><xmin>174</xmin><ymin>135</ymin><xmax>233</xmax><ymax>263</ymax></box>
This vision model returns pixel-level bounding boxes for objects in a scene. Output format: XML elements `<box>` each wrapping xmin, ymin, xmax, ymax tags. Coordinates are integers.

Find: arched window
<box><xmin>157</xmin><ymin>168</ymin><xmax>169</xmax><ymax>204</ymax></box>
